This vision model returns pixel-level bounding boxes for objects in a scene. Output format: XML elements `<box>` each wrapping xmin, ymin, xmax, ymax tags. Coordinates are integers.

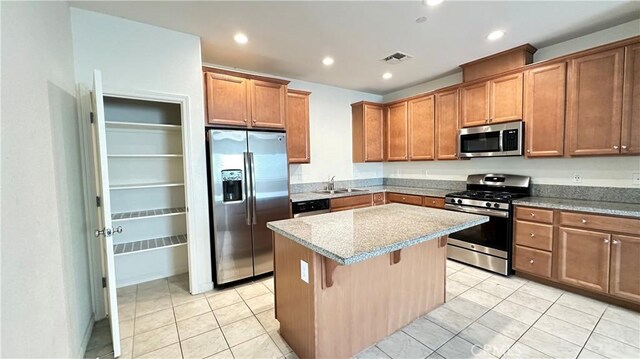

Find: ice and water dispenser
<box><xmin>221</xmin><ymin>169</ymin><xmax>243</xmax><ymax>202</ymax></box>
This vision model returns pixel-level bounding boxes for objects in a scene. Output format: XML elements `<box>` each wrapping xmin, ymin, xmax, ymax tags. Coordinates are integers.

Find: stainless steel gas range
<box><xmin>445</xmin><ymin>174</ymin><xmax>531</xmax><ymax>276</ymax></box>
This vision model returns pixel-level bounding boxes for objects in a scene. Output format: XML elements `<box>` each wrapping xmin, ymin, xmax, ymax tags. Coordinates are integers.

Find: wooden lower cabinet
<box><xmin>330</xmin><ymin>194</ymin><xmax>373</xmax><ymax>212</ymax></box>
<box><xmin>609</xmin><ymin>234</ymin><xmax>640</xmax><ymax>302</ymax></box>
<box><xmin>557</xmin><ymin>227</ymin><xmax>611</xmax><ymax>293</ymax></box>
<box><xmin>515</xmin><ymin>245</ymin><xmax>552</xmax><ymax>278</ymax></box>
<box><xmin>423</xmin><ymin>196</ymin><xmax>445</xmax><ymax>209</ymax></box>
<box><xmin>372</xmin><ymin>192</ymin><xmax>385</xmax><ymax>205</ymax></box>
<box><xmin>387</xmin><ymin>193</ymin><xmax>423</xmax><ymax>206</ymax></box>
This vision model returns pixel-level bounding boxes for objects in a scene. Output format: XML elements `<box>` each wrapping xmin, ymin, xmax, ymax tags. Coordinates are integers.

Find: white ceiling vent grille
<box><xmin>380</xmin><ymin>51</ymin><xmax>413</xmax><ymax>64</ymax></box>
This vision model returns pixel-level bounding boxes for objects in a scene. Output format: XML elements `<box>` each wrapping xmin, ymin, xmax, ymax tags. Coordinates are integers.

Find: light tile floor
<box><xmin>85</xmin><ymin>261</ymin><xmax>640</xmax><ymax>359</ymax></box>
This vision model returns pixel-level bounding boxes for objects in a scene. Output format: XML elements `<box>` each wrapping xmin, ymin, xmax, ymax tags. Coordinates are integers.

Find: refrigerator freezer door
<box><xmin>248</xmin><ymin>131</ymin><xmax>289</xmax><ymax>275</ymax></box>
<box><xmin>209</xmin><ymin>129</ymin><xmax>254</xmax><ymax>284</ymax></box>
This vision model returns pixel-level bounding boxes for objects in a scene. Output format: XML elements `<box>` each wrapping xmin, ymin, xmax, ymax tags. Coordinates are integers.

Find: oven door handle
<box><xmin>444</xmin><ymin>204</ymin><xmax>509</xmax><ymax>218</ymax></box>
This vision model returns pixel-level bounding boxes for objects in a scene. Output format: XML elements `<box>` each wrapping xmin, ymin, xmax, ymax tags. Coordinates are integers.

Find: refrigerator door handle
<box><xmin>243</xmin><ymin>151</ymin><xmax>252</xmax><ymax>226</ymax></box>
<box><xmin>249</xmin><ymin>152</ymin><xmax>257</xmax><ymax>225</ymax></box>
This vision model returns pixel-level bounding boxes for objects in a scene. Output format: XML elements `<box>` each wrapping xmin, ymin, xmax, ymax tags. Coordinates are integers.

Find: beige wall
<box><xmin>1</xmin><ymin>1</ymin><xmax>93</xmax><ymax>357</ymax></box>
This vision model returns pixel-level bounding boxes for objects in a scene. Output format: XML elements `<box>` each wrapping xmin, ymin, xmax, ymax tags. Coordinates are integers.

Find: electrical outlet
<box><xmin>633</xmin><ymin>173</ymin><xmax>640</xmax><ymax>185</ymax></box>
<box><xmin>300</xmin><ymin>260</ymin><xmax>309</xmax><ymax>283</ymax></box>
<box><xmin>573</xmin><ymin>174</ymin><xmax>582</xmax><ymax>183</ymax></box>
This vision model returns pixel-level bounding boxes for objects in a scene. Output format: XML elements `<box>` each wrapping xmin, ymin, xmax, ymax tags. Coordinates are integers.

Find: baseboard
<box><xmin>195</xmin><ymin>281</ymin><xmax>214</xmax><ymax>294</ymax></box>
<box><xmin>77</xmin><ymin>313</ymin><xmax>95</xmax><ymax>358</ymax></box>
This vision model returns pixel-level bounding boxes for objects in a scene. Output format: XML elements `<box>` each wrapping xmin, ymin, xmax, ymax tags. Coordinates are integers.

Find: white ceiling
<box><xmin>70</xmin><ymin>1</ymin><xmax>640</xmax><ymax>95</ymax></box>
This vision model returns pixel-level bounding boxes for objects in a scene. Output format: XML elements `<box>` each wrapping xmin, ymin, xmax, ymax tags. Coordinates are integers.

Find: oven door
<box><xmin>445</xmin><ymin>205</ymin><xmax>510</xmax><ymax>258</ymax></box>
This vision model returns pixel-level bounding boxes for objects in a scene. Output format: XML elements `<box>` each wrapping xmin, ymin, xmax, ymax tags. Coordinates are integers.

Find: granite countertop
<box><xmin>267</xmin><ymin>203</ymin><xmax>488</xmax><ymax>265</ymax></box>
<box><xmin>513</xmin><ymin>197</ymin><xmax>640</xmax><ymax>218</ymax></box>
<box><xmin>289</xmin><ymin>185</ymin><xmax>453</xmax><ymax>203</ymax></box>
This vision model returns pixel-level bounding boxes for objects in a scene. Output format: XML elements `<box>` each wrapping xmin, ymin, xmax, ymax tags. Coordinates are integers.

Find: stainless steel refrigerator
<box><xmin>208</xmin><ymin>129</ymin><xmax>289</xmax><ymax>285</ymax></box>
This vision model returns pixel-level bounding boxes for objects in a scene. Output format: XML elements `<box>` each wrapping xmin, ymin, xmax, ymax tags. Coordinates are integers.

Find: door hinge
<box><xmin>90</xmin><ymin>112</ymin><xmax>94</xmax><ymax>123</ymax></box>
<box><xmin>102</xmin><ymin>277</ymin><xmax>107</xmax><ymax>288</ymax></box>
<box><xmin>96</xmin><ymin>196</ymin><xmax>101</xmax><ymax>207</ymax></box>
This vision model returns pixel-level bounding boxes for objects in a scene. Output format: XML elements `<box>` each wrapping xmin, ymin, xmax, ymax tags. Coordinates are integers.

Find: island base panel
<box><xmin>273</xmin><ymin>233</ymin><xmax>447</xmax><ymax>359</ymax></box>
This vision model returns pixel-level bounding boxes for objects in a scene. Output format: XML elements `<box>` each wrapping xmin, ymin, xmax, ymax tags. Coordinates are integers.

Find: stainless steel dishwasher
<box><xmin>291</xmin><ymin>199</ymin><xmax>331</xmax><ymax>218</ymax></box>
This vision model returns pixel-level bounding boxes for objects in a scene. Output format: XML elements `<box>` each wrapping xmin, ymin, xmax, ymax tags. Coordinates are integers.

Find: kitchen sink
<box><xmin>312</xmin><ymin>188</ymin><xmax>369</xmax><ymax>194</ymax></box>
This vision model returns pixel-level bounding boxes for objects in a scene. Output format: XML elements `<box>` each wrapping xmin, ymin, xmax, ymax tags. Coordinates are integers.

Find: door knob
<box><xmin>622</xmin><ymin>145</ymin><xmax>628</xmax><ymax>150</ymax></box>
<box><xmin>613</xmin><ymin>145</ymin><xmax>619</xmax><ymax>150</ymax></box>
<box><xmin>95</xmin><ymin>228</ymin><xmax>112</xmax><ymax>238</ymax></box>
<box><xmin>530</xmin><ymin>233</ymin><xmax>535</xmax><ymax>237</ymax></box>
<box><xmin>613</xmin><ymin>240</ymin><xmax>620</xmax><ymax>245</ymax></box>
<box><xmin>530</xmin><ymin>213</ymin><xmax>536</xmax><ymax>217</ymax></box>
<box><xmin>604</xmin><ymin>238</ymin><xmax>610</xmax><ymax>244</ymax></box>
<box><xmin>581</xmin><ymin>219</ymin><xmax>587</xmax><ymax>224</ymax></box>
<box><xmin>529</xmin><ymin>259</ymin><xmax>534</xmax><ymax>264</ymax></box>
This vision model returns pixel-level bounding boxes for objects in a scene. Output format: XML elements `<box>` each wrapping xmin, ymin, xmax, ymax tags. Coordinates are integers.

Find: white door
<box><xmin>91</xmin><ymin>70</ymin><xmax>121</xmax><ymax>357</ymax></box>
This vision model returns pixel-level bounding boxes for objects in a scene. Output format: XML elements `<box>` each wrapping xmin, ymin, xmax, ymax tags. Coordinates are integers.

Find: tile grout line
<box><xmin>575</xmin><ymin>304</ymin><xmax>609</xmax><ymax>358</ymax></box>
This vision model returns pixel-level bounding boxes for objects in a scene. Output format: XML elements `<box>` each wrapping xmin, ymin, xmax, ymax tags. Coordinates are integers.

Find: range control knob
<box><xmin>486</xmin><ymin>202</ymin><xmax>492</xmax><ymax>208</ymax></box>
<box><xmin>494</xmin><ymin>203</ymin><xmax>500</xmax><ymax>208</ymax></box>
<box><xmin>457</xmin><ymin>199</ymin><xmax>462</xmax><ymax>204</ymax></box>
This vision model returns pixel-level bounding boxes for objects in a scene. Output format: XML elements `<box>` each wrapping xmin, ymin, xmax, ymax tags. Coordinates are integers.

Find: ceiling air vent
<box><xmin>380</xmin><ymin>51</ymin><xmax>413</xmax><ymax>64</ymax></box>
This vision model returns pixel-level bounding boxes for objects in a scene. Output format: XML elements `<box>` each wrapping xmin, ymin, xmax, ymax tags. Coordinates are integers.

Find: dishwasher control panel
<box><xmin>292</xmin><ymin>199</ymin><xmax>330</xmax><ymax>217</ymax></box>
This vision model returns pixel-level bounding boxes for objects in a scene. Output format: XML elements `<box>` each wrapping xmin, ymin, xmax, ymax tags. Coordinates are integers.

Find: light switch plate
<box><xmin>300</xmin><ymin>260</ymin><xmax>309</xmax><ymax>283</ymax></box>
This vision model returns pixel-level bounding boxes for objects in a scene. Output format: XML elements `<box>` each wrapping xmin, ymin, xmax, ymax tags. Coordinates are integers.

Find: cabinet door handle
<box><xmin>622</xmin><ymin>145</ymin><xmax>628</xmax><ymax>150</ymax></box>
<box><xmin>613</xmin><ymin>145</ymin><xmax>619</xmax><ymax>150</ymax></box>
<box><xmin>432</xmin><ymin>200</ymin><xmax>436</xmax><ymax>204</ymax></box>
<box><xmin>604</xmin><ymin>238</ymin><xmax>610</xmax><ymax>244</ymax></box>
<box><xmin>613</xmin><ymin>240</ymin><xmax>620</xmax><ymax>245</ymax></box>
<box><xmin>529</xmin><ymin>259</ymin><xmax>534</xmax><ymax>264</ymax></box>
<box><xmin>527</xmin><ymin>149</ymin><xmax>531</xmax><ymax>153</ymax></box>
<box><xmin>581</xmin><ymin>219</ymin><xmax>587</xmax><ymax>224</ymax></box>
<box><xmin>530</xmin><ymin>213</ymin><xmax>536</xmax><ymax>217</ymax></box>
<box><xmin>530</xmin><ymin>233</ymin><xmax>535</xmax><ymax>237</ymax></box>
<box><xmin>244</xmin><ymin>118</ymin><xmax>248</xmax><ymax>123</ymax></box>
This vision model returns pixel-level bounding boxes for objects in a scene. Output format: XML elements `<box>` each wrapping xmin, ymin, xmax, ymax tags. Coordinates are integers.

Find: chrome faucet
<box><xmin>326</xmin><ymin>176</ymin><xmax>336</xmax><ymax>191</ymax></box>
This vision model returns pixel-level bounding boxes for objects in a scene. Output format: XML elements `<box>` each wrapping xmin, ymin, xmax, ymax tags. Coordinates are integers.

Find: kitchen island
<box><xmin>267</xmin><ymin>203</ymin><xmax>488</xmax><ymax>358</ymax></box>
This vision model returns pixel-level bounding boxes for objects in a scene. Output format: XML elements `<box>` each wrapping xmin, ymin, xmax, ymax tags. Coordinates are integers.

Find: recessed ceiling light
<box><xmin>487</xmin><ymin>30</ymin><xmax>505</xmax><ymax>41</ymax></box>
<box><xmin>416</xmin><ymin>16</ymin><xmax>427</xmax><ymax>23</ymax></box>
<box><xmin>424</xmin><ymin>0</ymin><xmax>444</xmax><ymax>6</ymax></box>
<box><xmin>382</xmin><ymin>72</ymin><xmax>393</xmax><ymax>80</ymax></box>
<box><xmin>234</xmin><ymin>33</ymin><xmax>248</xmax><ymax>44</ymax></box>
<box><xmin>322</xmin><ymin>57</ymin><xmax>334</xmax><ymax>66</ymax></box>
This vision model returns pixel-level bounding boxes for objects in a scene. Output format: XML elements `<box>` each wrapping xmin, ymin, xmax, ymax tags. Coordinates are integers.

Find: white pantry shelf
<box><xmin>110</xmin><ymin>182</ymin><xmax>184</xmax><ymax>190</ymax></box>
<box><xmin>105</xmin><ymin>121</ymin><xmax>181</xmax><ymax>131</ymax></box>
<box><xmin>112</xmin><ymin>207</ymin><xmax>186</xmax><ymax>221</ymax></box>
<box><xmin>107</xmin><ymin>154</ymin><xmax>183</xmax><ymax>158</ymax></box>
<box><xmin>114</xmin><ymin>234</ymin><xmax>187</xmax><ymax>256</ymax></box>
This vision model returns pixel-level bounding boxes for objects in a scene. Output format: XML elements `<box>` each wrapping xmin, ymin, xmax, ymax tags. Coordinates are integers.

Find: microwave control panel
<box><xmin>502</xmin><ymin>129</ymin><xmax>519</xmax><ymax>151</ymax></box>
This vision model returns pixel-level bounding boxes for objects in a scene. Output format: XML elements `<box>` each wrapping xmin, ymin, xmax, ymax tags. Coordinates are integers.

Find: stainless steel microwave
<box><xmin>458</xmin><ymin>121</ymin><xmax>524</xmax><ymax>158</ymax></box>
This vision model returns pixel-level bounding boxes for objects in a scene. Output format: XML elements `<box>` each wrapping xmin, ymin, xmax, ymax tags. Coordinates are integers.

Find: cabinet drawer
<box><xmin>515</xmin><ymin>220</ymin><xmax>553</xmax><ymax>251</ymax></box>
<box><xmin>387</xmin><ymin>193</ymin><xmax>423</xmax><ymax>206</ymax></box>
<box><xmin>330</xmin><ymin>194</ymin><xmax>372</xmax><ymax>212</ymax></box>
<box><xmin>515</xmin><ymin>245</ymin><xmax>552</xmax><ymax>278</ymax></box>
<box><xmin>560</xmin><ymin>211</ymin><xmax>640</xmax><ymax>235</ymax></box>
<box><xmin>515</xmin><ymin>206</ymin><xmax>554</xmax><ymax>224</ymax></box>
<box><xmin>423</xmin><ymin>196</ymin><xmax>445</xmax><ymax>209</ymax></box>
<box><xmin>373</xmin><ymin>192</ymin><xmax>385</xmax><ymax>205</ymax></box>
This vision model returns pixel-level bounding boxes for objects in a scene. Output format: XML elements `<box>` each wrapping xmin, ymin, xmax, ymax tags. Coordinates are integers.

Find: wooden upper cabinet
<box><xmin>566</xmin><ymin>47</ymin><xmax>625</xmax><ymax>156</ymax></box>
<box><xmin>205</xmin><ymin>72</ymin><xmax>250</xmax><ymax>126</ymax></box>
<box><xmin>490</xmin><ymin>72</ymin><xmax>523</xmax><ymax>123</ymax></box>
<box><xmin>387</xmin><ymin>102</ymin><xmax>409</xmax><ymax>161</ymax></box>
<box><xmin>460</xmin><ymin>72</ymin><xmax>523</xmax><ymax>128</ymax></box>
<box><xmin>609</xmin><ymin>234</ymin><xmax>640</xmax><ymax>303</ymax></box>
<box><xmin>622</xmin><ymin>43</ymin><xmax>640</xmax><ymax>155</ymax></box>
<box><xmin>524</xmin><ymin>62</ymin><xmax>567</xmax><ymax>157</ymax></box>
<box><xmin>408</xmin><ymin>95</ymin><xmax>435</xmax><ymax>160</ymax></box>
<box><xmin>204</xmin><ymin>67</ymin><xmax>289</xmax><ymax>129</ymax></box>
<box><xmin>557</xmin><ymin>227</ymin><xmax>611</xmax><ymax>293</ymax></box>
<box><xmin>435</xmin><ymin>88</ymin><xmax>460</xmax><ymax>160</ymax></box>
<box><xmin>352</xmin><ymin>102</ymin><xmax>384</xmax><ymax>162</ymax></box>
<box><xmin>460</xmin><ymin>81</ymin><xmax>489</xmax><ymax>127</ymax></box>
<box><xmin>286</xmin><ymin>90</ymin><xmax>311</xmax><ymax>163</ymax></box>
<box><xmin>250</xmin><ymin>80</ymin><xmax>286</xmax><ymax>129</ymax></box>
